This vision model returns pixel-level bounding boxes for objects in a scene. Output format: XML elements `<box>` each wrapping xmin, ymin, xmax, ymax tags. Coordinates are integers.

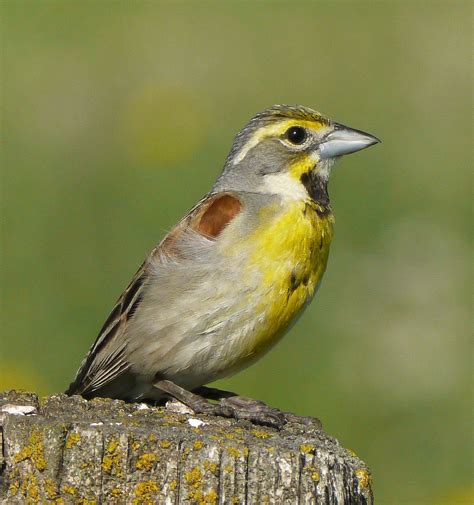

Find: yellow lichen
<box><xmin>225</xmin><ymin>433</ymin><xmax>235</xmax><ymax>440</ymax></box>
<box><xmin>169</xmin><ymin>480</ymin><xmax>178</xmax><ymax>491</ymax></box>
<box><xmin>299</xmin><ymin>444</ymin><xmax>315</xmax><ymax>454</ymax></box>
<box><xmin>111</xmin><ymin>487</ymin><xmax>122</xmax><ymax>498</ymax></box>
<box><xmin>224</xmin><ymin>465</ymin><xmax>233</xmax><ymax>473</ymax></box>
<box><xmin>243</xmin><ymin>447</ymin><xmax>249</xmax><ymax>457</ymax></box>
<box><xmin>13</xmin><ymin>428</ymin><xmax>47</xmax><ymax>471</ymax></box>
<box><xmin>65</xmin><ymin>431</ymin><xmax>81</xmax><ymax>449</ymax></box>
<box><xmin>203</xmin><ymin>460</ymin><xmax>218</xmax><ymax>475</ymax></box>
<box><xmin>62</xmin><ymin>484</ymin><xmax>77</xmax><ymax>495</ymax></box>
<box><xmin>355</xmin><ymin>468</ymin><xmax>372</xmax><ymax>489</ymax></box>
<box><xmin>182</xmin><ymin>447</ymin><xmax>191</xmax><ymax>460</ymax></box>
<box><xmin>231</xmin><ymin>496</ymin><xmax>240</xmax><ymax>504</ymax></box>
<box><xmin>101</xmin><ymin>437</ymin><xmax>124</xmax><ymax>478</ymax></box>
<box><xmin>226</xmin><ymin>447</ymin><xmax>241</xmax><ymax>458</ymax></box>
<box><xmin>185</xmin><ymin>466</ymin><xmax>203</xmax><ymax>489</ymax></box>
<box><xmin>132</xmin><ymin>481</ymin><xmax>160</xmax><ymax>504</ymax></box>
<box><xmin>135</xmin><ymin>453</ymin><xmax>158</xmax><ymax>471</ymax></box>
<box><xmin>148</xmin><ymin>434</ymin><xmax>157</xmax><ymax>443</ymax></box>
<box><xmin>8</xmin><ymin>479</ymin><xmax>20</xmax><ymax>497</ymax></box>
<box><xmin>131</xmin><ymin>441</ymin><xmax>141</xmax><ymax>451</ymax></box>
<box><xmin>304</xmin><ymin>463</ymin><xmax>320</xmax><ymax>482</ymax></box>
<box><xmin>200</xmin><ymin>489</ymin><xmax>218</xmax><ymax>504</ymax></box>
<box><xmin>23</xmin><ymin>471</ymin><xmax>39</xmax><ymax>500</ymax></box>
<box><xmin>251</xmin><ymin>429</ymin><xmax>271</xmax><ymax>439</ymax></box>
<box><xmin>107</xmin><ymin>438</ymin><xmax>119</xmax><ymax>453</ymax></box>
<box><xmin>159</xmin><ymin>439</ymin><xmax>171</xmax><ymax>449</ymax></box>
<box><xmin>311</xmin><ymin>471</ymin><xmax>320</xmax><ymax>482</ymax></box>
<box><xmin>347</xmin><ymin>448</ymin><xmax>358</xmax><ymax>457</ymax></box>
<box><xmin>193</xmin><ymin>440</ymin><xmax>204</xmax><ymax>450</ymax></box>
<box><xmin>44</xmin><ymin>478</ymin><xmax>58</xmax><ymax>499</ymax></box>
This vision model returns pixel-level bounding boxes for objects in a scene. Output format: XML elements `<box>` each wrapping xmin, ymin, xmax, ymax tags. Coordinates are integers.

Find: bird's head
<box><xmin>214</xmin><ymin>104</ymin><xmax>380</xmax><ymax>205</ymax></box>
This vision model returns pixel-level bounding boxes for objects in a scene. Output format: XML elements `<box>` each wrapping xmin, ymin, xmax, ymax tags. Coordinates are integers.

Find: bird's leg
<box><xmin>154</xmin><ymin>379</ymin><xmax>218</xmax><ymax>415</ymax></box>
<box><xmin>154</xmin><ymin>380</ymin><xmax>286</xmax><ymax>428</ymax></box>
<box><xmin>154</xmin><ymin>380</ymin><xmax>321</xmax><ymax>429</ymax></box>
<box><xmin>192</xmin><ymin>385</ymin><xmax>237</xmax><ymax>400</ymax></box>
<box><xmin>195</xmin><ymin>387</ymin><xmax>322</xmax><ymax>428</ymax></box>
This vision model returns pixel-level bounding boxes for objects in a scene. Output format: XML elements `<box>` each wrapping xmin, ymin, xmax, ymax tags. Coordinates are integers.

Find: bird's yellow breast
<box><xmin>239</xmin><ymin>199</ymin><xmax>334</xmax><ymax>361</ymax></box>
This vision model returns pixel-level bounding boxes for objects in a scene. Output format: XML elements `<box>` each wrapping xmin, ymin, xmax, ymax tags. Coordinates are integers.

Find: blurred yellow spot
<box><xmin>120</xmin><ymin>85</ymin><xmax>207</xmax><ymax>167</ymax></box>
<box><xmin>432</xmin><ymin>485</ymin><xmax>474</xmax><ymax>505</ymax></box>
<box><xmin>0</xmin><ymin>363</ymin><xmax>51</xmax><ymax>395</ymax></box>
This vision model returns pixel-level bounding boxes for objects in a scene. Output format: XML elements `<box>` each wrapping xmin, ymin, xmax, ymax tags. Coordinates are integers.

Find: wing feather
<box><xmin>66</xmin><ymin>191</ymin><xmax>243</xmax><ymax>398</ymax></box>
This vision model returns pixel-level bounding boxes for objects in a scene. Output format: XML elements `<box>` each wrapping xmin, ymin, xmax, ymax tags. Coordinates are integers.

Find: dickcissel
<box><xmin>67</xmin><ymin>105</ymin><xmax>379</xmax><ymax>426</ymax></box>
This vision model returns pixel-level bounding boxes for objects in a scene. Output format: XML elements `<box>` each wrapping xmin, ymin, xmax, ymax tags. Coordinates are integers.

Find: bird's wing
<box><xmin>66</xmin><ymin>191</ymin><xmax>243</xmax><ymax>397</ymax></box>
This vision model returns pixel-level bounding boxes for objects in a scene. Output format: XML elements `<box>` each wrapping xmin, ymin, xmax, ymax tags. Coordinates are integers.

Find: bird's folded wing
<box><xmin>65</xmin><ymin>191</ymin><xmax>243</xmax><ymax>397</ymax></box>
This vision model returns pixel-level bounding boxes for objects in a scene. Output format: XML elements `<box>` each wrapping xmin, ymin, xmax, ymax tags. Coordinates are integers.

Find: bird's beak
<box><xmin>319</xmin><ymin>123</ymin><xmax>381</xmax><ymax>159</ymax></box>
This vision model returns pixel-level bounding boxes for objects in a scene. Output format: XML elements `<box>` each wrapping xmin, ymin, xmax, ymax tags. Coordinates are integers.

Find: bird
<box><xmin>66</xmin><ymin>104</ymin><xmax>380</xmax><ymax>426</ymax></box>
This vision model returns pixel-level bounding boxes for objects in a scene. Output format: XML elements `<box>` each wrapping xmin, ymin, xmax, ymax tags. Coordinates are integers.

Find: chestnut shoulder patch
<box><xmin>195</xmin><ymin>193</ymin><xmax>243</xmax><ymax>239</ymax></box>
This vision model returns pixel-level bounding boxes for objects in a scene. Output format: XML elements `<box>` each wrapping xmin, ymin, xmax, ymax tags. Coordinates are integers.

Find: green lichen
<box><xmin>159</xmin><ymin>439</ymin><xmax>171</xmax><ymax>449</ymax></box>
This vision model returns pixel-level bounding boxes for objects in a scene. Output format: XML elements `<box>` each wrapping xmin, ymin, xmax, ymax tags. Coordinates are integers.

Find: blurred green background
<box><xmin>1</xmin><ymin>1</ymin><xmax>471</xmax><ymax>503</ymax></box>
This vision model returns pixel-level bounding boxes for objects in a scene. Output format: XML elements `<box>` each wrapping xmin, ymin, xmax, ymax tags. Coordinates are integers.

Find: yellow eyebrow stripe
<box><xmin>232</xmin><ymin>119</ymin><xmax>327</xmax><ymax>165</ymax></box>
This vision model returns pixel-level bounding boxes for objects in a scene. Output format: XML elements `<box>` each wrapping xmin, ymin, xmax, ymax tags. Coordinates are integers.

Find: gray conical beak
<box><xmin>319</xmin><ymin>123</ymin><xmax>381</xmax><ymax>159</ymax></box>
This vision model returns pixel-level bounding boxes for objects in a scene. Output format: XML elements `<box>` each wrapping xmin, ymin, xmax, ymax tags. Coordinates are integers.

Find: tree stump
<box><xmin>0</xmin><ymin>390</ymin><xmax>373</xmax><ymax>504</ymax></box>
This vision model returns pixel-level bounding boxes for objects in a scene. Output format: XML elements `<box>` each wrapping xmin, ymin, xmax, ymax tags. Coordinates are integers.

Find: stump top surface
<box><xmin>0</xmin><ymin>390</ymin><xmax>373</xmax><ymax>504</ymax></box>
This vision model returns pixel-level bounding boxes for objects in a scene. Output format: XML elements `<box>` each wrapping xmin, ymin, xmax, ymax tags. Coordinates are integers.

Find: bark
<box><xmin>0</xmin><ymin>390</ymin><xmax>373</xmax><ymax>504</ymax></box>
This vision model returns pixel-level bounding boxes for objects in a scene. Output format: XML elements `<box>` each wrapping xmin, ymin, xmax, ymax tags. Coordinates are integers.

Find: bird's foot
<box><xmin>217</xmin><ymin>395</ymin><xmax>286</xmax><ymax>428</ymax></box>
<box><xmin>154</xmin><ymin>380</ymin><xmax>320</xmax><ymax>429</ymax></box>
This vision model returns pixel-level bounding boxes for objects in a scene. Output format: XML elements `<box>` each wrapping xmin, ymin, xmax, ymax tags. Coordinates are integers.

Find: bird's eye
<box><xmin>285</xmin><ymin>126</ymin><xmax>307</xmax><ymax>145</ymax></box>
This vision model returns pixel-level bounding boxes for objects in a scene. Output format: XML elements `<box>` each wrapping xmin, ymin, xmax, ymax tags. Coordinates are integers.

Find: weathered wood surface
<box><xmin>0</xmin><ymin>390</ymin><xmax>373</xmax><ymax>504</ymax></box>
